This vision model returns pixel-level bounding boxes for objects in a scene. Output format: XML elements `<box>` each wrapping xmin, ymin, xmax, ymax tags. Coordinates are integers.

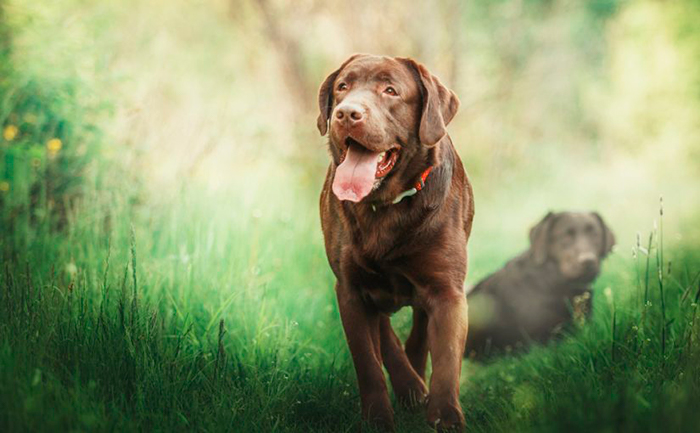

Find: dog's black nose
<box><xmin>334</xmin><ymin>103</ymin><xmax>364</xmax><ymax>124</ymax></box>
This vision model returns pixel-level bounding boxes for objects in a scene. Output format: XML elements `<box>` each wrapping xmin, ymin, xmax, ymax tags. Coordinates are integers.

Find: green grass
<box><xmin>2</xmin><ymin>0</ymin><xmax>700</xmax><ymax>431</ymax></box>
<box><xmin>1</xmin><ymin>166</ymin><xmax>699</xmax><ymax>432</ymax></box>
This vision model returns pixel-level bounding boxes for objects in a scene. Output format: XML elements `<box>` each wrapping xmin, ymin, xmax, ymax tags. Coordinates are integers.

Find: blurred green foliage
<box><xmin>0</xmin><ymin>0</ymin><xmax>108</xmax><ymax>233</ymax></box>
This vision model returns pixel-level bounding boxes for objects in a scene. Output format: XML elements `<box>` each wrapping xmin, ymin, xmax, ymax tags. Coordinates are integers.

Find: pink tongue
<box><xmin>332</xmin><ymin>143</ymin><xmax>380</xmax><ymax>202</ymax></box>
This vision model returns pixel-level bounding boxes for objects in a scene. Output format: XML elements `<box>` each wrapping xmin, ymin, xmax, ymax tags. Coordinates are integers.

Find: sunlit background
<box><xmin>5</xmin><ymin>0</ymin><xmax>699</xmax><ymax>257</ymax></box>
<box><xmin>1</xmin><ymin>0</ymin><xmax>700</xmax><ymax>431</ymax></box>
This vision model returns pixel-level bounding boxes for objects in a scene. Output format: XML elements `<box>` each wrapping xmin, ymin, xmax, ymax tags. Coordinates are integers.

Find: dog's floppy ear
<box><xmin>316</xmin><ymin>54</ymin><xmax>362</xmax><ymax>136</ymax></box>
<box><xmin>399</xmin><ymin>58</ymin><xmax>460</xmax><ymax>146</ymax></box>
<box><xmin>529</xmin><ymin>212</ymin><xmax>556</xmax><ymax>265</ymax></box>
<box><xmin>592</xmin><ymin>212</ymin><xmax>616</xmax><ymax>257</ymax></box>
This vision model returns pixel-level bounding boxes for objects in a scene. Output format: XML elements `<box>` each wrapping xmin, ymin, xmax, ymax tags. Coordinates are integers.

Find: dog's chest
<box><xmin>353</xmin><ymin>263</ymin><xmax>415</xmax><ymax>313</ymax></box>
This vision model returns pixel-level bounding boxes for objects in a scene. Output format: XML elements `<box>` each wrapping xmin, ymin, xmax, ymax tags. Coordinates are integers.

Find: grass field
<box><xmin>2</xmin><ymin>0</ymin><xmax>700</xmax><ymax>432</ymax></box>
<box><xmin>1</xmin><ymin>174</ymin><xmax>699</xmax><ymax>432</ymax></box>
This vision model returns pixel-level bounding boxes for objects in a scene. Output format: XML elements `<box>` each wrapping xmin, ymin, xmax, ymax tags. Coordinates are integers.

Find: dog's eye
<box><xmin>337</xmin><ymin>82</ymin><xmax>348</xmax><ymax>91</ymax></box>
<box><xmin>384</xmin><ymin>86</ymin><xmax>398</xmax><ymax>96</ymax></box>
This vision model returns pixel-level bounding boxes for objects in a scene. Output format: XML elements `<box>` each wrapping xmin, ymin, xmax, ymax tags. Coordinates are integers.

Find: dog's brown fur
<box><xmin>465</xmin><ymin>211</ymin><xmax>615</xmax><ymax>359</ymax></box>
<box><xmin>317</xmin><ymin>54</ymin><xmax>474</xmax><ymax>431</ymax></box>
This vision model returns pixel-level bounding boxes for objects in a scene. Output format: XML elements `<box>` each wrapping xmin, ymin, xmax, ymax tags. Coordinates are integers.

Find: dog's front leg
<box><xmin>379</xmin><ymin>315</ymin><xmax>428</xmax><ymax>409</ymax></box>
<box><xmin>405</xmin><ymin>306</ymin><xmax>429</xmax><ymax>380</ymax></box>
<box><xmin>335</xmin><ymin>282</ymin><xmax>394</xmax><ymax>431</ymax></box>
<box><xmin>425</xmin><ymin>290</ymin><xmax>468</xmax><ymax>431</ymax></box>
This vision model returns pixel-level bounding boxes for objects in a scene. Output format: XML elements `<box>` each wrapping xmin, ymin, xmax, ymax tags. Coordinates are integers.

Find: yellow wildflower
<box><xmin>47</xmin><ymin>138</ymin><xmax>62</xmax><ymax>156</ymax></box>
<box><xmin>3</xmin><ymin>125</ymin><xmax>18</xmax><ymax>141</ymax></box>
<box><xmin>0</xmin><ymin>181</ymin><xmax>9</xmax><ymax>192</ymax></box>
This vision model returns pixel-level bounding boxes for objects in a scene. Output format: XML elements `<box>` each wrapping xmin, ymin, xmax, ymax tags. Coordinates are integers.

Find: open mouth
<box><xmin>375</xmin><ymin>147</ymin><xmax>400</xmax><ymax>178</ymax></box>
<box><xmin>341</xmin><ymin>137</ymin><xmax>400</xmax><ymax>178</ymax></box>
<box><xmin>332</xmin><ymin>137</ymin><xmax>400</xmax><ymax>202</ymax></box>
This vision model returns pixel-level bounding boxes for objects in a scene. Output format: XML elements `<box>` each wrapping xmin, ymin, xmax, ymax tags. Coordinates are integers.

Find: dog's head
<box><xmin>529</xmin><ymin>211</ymin><xmax>615</xmax><ymax>282</ymax></box>
<box><xmin>316</xmin><ymin>54</ymin><xmax>459</xmax><ymax>203</ymax></box>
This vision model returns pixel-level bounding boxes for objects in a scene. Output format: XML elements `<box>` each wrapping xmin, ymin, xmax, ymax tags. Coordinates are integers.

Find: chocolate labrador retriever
<box><xmin>317</xmin><ymin>54</ymin><xmax>474</xmax><ymax>431</ymax></box>
<box><xmin>465</xmin><ymin>211</ymin><xmax>615</xmax><ymax>359</ymax></box>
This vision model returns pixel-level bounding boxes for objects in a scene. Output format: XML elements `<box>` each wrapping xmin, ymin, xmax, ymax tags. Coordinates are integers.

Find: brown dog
<box><xmin>465</xmin><ymin>211</ymin><xmax>615</xmax><ymax>359</ymax></box>
<box><xmin>317</xmin><ymin>54</ymin><xmax>474</xmax><ymax>431</ymax></box>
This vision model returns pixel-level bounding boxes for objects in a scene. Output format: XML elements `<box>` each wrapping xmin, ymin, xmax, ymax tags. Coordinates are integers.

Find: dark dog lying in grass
<box><xmin>465</xmin><ymin>211</ymin><xmax>615</xmax><ymax>359</ymax></box>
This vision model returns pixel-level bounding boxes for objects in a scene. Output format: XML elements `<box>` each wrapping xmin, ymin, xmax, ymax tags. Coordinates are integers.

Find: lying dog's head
<box><xmin>529</xmin><ymin>211</ymin><xmax>615</xmax><ymax>282</ymax></box>
<box><xmin>317</xmin><ymin>54</ymin><xmax>459</xmax><ymax>203</ymax></box>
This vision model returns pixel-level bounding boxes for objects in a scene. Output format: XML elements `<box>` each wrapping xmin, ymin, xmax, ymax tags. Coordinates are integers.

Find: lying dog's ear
<box><xmin>529</xmin><ymin>212</ymin><xmax>555</xmax><ymax>265</ymax></box>
<box><xmin>592</xmin><ymin>212</ymin><xmax>616</xmax><ymax>257</ymax></box>
<box><xmin>316</xmin><ymin>54</ymin><xmax>362</xmax><ymax>136</ymax></box>
<box><xmin>400</xmin><ymin>58</ymin><xmax>460</xmax><ymax>146</ymax></box>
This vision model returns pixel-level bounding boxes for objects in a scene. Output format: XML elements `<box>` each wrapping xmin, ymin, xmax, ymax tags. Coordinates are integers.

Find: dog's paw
<box><xmin>426</xmin><ymin>398</ymin><xmax>465</xmax><ymax>432</ymax></box>
<box><xmin>362</xmin><ymin>392</ymin><xmax>395</xmax><ymax>432</ymax></box>
<box><xmin>393</xmin><ymin>376</ymin><xmax>428</xmax><ymax>410</ymax></box>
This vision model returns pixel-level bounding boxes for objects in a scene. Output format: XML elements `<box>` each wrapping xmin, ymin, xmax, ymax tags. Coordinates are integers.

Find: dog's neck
<box><xmin>514</xmin><ymin>253</ymin><xmax>593</xmax><ymax>296</ymax></box>
<box><xmin>390</xmin><ymin>166</ymin><xmax>433</xmax><ymax>204</ymax></box>
<box><xmin>339</xmin><ymin>139</ymin><xmax>455</xmax><ymax>259</ymax></box>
